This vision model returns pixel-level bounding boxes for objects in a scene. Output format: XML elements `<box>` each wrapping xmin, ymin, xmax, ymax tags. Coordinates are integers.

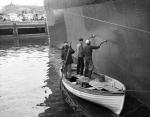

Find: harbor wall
<box><xmin>44</xmin><ymin>0</ymin><xmax>150</xmax><ymax>107</ymax></box>
<box><xmin>0</xmin><ymin>21</ymin><xmax>48</xmax><ymax>45</ymax></box>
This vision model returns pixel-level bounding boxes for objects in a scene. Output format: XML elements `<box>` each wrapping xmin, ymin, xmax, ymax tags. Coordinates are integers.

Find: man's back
<box><xmin>76</xmin><ymin>43</ymin><xmax>84</xmax><ymax>57</ymax></box>
<box><xmin>83</xmin><ymin>45</ymin><xmax>100</xmax><ymax>60</ymax></box>
<box><xmin>61</xmin><ymin>45</ymin><xmax>68</xmax><ymax>60</ymax></box>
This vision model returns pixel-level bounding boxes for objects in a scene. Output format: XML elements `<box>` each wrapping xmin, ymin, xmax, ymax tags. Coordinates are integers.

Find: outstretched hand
<box><xmin>100</xmin><ymin>40</ymin><xmax>108</xmax><ymax>46</ymax></box>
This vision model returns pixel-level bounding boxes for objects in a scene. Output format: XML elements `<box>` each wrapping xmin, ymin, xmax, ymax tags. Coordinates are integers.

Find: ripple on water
<box><xmin>0</xmin><ymin>45</ymin><xmax>50</xmax><ymax>117</ymax></box>
<box><xmin>0</xmin><ymin>45</ymin><xmax>150</xmax><ymax>117</ymax></box>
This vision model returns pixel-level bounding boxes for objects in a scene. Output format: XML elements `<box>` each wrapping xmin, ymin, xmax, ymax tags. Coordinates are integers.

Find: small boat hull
<box><xmin>59</xmin><ymin>66</ymin><xmax>125</xmax><ymax>115</ymax></box>
<box><xmin>62</xmin><ymin>78</ymin><xmax>125</xmax><ymax>115</ymax></box>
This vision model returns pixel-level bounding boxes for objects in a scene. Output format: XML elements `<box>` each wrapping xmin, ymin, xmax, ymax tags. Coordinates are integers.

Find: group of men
<box><xmin>61</xmin><ymin>36</ymin><xmax>107</xmax><ymax>79</ymax></box>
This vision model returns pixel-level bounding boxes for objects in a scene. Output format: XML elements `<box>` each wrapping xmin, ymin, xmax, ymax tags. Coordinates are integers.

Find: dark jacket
<box><xmin>61</xmin><ymin>45</ymin><xmax>75</xmax><ymax>64</ymax></box>
<box><xmin>83</xmin><ymin>45</ymin><xmax>100</xmax><ymax>60</ymax></box>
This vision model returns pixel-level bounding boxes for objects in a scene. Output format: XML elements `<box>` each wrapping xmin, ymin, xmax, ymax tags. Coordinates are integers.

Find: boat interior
<box><xmin>63</xmin><ymin>64</ymin><xmax>125</xmax><ymax>94</ymax></box>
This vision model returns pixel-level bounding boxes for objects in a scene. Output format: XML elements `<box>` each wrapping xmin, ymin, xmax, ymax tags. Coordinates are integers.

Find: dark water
<box><xmin>0</xmin><ymin>42</ymin><xmax>150</xmax><ymax>117</ymax></box>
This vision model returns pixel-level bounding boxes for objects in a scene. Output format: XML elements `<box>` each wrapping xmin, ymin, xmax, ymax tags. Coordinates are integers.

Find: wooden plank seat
<box><xmin>71</xmin><ymin>68</ymin><xmax>124</xmax><ymax>93</ymax></box>
<box><xmin>89</xmin><ymin>80</ymin><xmax>124</xmax><ymax>93</ymax></box>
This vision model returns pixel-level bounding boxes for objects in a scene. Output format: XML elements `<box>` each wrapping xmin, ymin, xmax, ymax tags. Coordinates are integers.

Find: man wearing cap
<box><xmin>76</xmin><ymin>38</ymin><xmax>84</xmax><ymax>75</ymax></box>
<box><xmin>83</xmin><ymin>39</ymin><xmax>107</xmax><ymax>78</ymax></box>
<box><xmin>61</xmin><ymin>42</ymin><xmax>75</xmax><ymax>78</ymax></box>
<box><xmin>61</xmin><ymin>42</ymin><xmax>68</xmax><ymax>60</ymax></box>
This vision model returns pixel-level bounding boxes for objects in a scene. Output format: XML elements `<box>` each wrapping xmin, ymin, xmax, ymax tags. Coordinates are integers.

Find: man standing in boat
<box><xmin>83</xmin><ymin>36</ymin><xmax>107</xmax><ymax>79</ymax></box>
<box><xmin>76</xmin><ymin>38</ymin><xmax>84</xmax><ymax>75</ymax></box>
<box><xmin>61</xmin><ymin>42</ymin><xmax>75</xmax><ymax>79</ymax></box>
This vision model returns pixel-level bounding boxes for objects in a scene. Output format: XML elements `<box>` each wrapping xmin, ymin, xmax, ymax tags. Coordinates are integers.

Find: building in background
<box><xmin>0</xmin><ymin>2</ymin><xmax>46</xmax><ymax>22</ymax></box>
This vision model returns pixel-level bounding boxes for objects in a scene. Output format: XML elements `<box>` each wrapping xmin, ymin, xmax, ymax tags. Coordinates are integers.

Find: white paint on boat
<box><xmin>60</xmin><ymin>68</ymin><xmax>126</xmax><ymax>115</ymax></box>
<box><xmin>62</xmin><ymin>79</ymin><xmax>125</xmax><ymax>115</ymax></box>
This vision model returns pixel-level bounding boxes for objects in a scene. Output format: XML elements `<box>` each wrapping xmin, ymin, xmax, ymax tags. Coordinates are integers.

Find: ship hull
<box><xmin>44</xmin><ymin>0</ymin><xmax>150</xmax><ymax>108</ymax></box>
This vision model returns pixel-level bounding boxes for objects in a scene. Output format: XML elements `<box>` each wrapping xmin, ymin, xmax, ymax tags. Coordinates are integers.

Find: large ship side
<box><xmin>44</xmin><ymin>0</ymin><xmax>150</xmax><ymax>108</ymax></box>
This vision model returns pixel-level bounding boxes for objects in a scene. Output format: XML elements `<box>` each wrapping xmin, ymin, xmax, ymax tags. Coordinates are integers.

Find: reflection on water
<box><xmin>0</xmin><ymin>42</ymin><xmax>150</xmax><ymax>117</ymax></box>
<box><xmin>39</xmin><ymin>48</ymin><xmax>77</xmax><ymax>117</ymax></box>
<box><xmin>0</xmin><ymin>43</ymin><xmax>50</xmax><ymax>117</ymax></box>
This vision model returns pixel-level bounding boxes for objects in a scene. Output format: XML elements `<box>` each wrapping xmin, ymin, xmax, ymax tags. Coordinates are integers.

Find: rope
<box><xmin>63</xmin><ymin>10</ymin><xmax>150</xmax><ymax>93</ymax></box>
<box><xmin>65</xmin><ymin>11</ymin><xmax>150</xmax><ymax>34</ymax></box>
<box><xmin>126</xmin><ymin>89</ymin><xmax>150</xmax><ymax>93</ymax></box>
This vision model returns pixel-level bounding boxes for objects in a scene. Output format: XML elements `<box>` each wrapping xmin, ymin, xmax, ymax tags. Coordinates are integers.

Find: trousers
<box><xmin>77</xmin><ymin>57</ymin><xmax>84</xmax><ymax>75</ymax></box>
<box><xmin>62</xmin><ymin>62</ymin><xmax>72</xmax><ymax>79</ymax></box>
<box><xmin>84</xmin><ymin>58</ymin><xmax>94</xmax><ymax>78</ymax></box>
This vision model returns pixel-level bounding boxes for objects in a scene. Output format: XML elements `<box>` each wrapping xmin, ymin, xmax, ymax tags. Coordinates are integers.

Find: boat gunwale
<box><xmin>60</xmin><ymin>67</ymin><xmax>125</xmax><ymax>115</ymax></box>
<box><xmin>62</xmin><ymin>76</ymin><xmax>125</xmax><ymax>96</ymax></box>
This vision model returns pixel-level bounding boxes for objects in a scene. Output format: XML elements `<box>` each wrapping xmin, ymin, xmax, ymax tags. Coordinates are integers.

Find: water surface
<box><xmin>0</xmin><ymin>43</ymin><xmax>150</xmax><ymax>117</ymax></box>
<box><xmin>0</xmin><ymin>44</ymin><xmax>50</xmax><ymax>117</ymax></box>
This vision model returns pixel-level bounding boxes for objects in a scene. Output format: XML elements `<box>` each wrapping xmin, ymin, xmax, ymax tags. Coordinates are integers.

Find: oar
<box><xmin>60</xmin><ymin>42</ymin><xmax>72</xmax><ymax>90</ymax></box>
<box><xmin>62</xmin><ymin>41</ymin><xmax>72</xmax><ymax>78</ymax></box>
<box><xmin>64</xmin><ymin>41</ymin><xmax>72</xmax><ymax>65</ymax></box>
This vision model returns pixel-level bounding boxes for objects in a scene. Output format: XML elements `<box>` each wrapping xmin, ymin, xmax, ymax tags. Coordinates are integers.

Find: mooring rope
<box><xmin>65</xmin><ymin>11</ymin><xmax>150</xmax><ymax>34</ymax></box>
<box><xmin>59</xmin><ymin>10</ymin><xmax>150</xmax><ymax>93</ymax></box>
<box><xmin>126</xmin><ymin>89</ymin><xmax>150</xmax><ymax>93</ymax></box>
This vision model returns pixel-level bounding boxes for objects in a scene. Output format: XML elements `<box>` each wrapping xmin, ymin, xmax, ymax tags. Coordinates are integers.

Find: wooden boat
<box><xmin>59</xmin><ymin>65</ymin><xmax>126</xmax><ymax>115</ymax></box>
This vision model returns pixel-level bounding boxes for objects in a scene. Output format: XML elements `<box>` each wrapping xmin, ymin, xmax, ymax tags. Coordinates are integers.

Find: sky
<box><xmin>0</xmin><ymin>0</ymin><xmax>44</xmax><ymax>10</ymax></box>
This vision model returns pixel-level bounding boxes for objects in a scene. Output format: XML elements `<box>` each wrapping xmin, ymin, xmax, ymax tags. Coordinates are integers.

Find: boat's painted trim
<box><xmin>59</xmin><ymin>68</ymin><xmax>125</xmax><ymax>115</ymax></box>
<box><xmin>62</xmin><ymin>78</ymin><xmax>125</xmax><ymax>115</ymax></box>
